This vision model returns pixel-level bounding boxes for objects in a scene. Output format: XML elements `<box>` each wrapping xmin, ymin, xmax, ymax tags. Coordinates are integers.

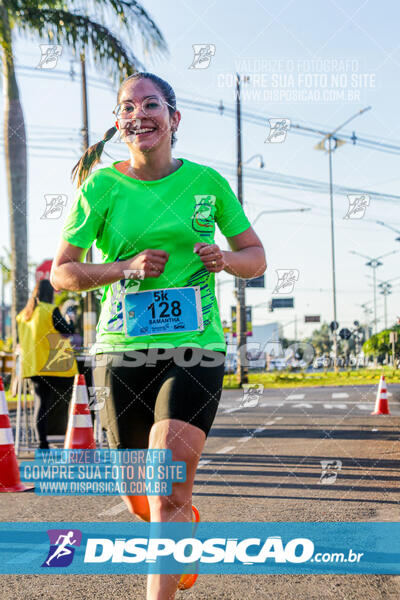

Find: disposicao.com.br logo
<box><xmin>2</xmin><ymin>522</ymin><xmax>389</xmax><ymax>575</ymax></box>
<box><xmin>83</xmin><ymin>535</ymin><xmax>362</xmax><ymax>566</ymax></box>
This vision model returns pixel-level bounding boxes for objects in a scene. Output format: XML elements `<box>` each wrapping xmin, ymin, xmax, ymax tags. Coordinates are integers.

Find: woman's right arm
<box><xmin>50</xmin><ymin>240</ymin><xmax>169</xmax><ymax>292</ymax></box>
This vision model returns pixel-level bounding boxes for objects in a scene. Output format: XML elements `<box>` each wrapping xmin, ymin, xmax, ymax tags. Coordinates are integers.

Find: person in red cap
<box><xmin>51</xmin><ymin>72</ymin><xmax>266</xmax><ymax>598</ymax></box>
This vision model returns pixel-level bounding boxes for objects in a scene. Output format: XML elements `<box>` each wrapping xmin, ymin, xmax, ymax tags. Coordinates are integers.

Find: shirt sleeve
<box><xmin>62</xmin><ymin>171</ymin><xmax>108</xmax><ymax>249</ymax></box>
<box><xmin>52</xmin><ymin>307</ymin><xmax>75</xmax><ymax>335</ymax></box>
<box><xmin>213</xmin><ymin>171</ymin><xmax>251</xmax><ymax>237</ymax></box>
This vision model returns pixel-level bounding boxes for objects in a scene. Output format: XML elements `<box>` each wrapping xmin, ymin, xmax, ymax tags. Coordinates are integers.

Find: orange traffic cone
<box><xmin>0</xmin><ymin>376</ymin><xmax>27</xmax><ymax>492</ymax></box>
<box><xmin>64</xmin><ymin>374</ymin><xmax>96</xmax><ymax>449</ymax></box>
<box><xmin>371</xmin><ymin>374</ymin><xmax>390</xmax><ymax>415</ymax></box>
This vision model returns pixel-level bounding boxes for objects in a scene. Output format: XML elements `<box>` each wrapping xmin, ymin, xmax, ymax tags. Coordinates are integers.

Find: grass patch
<box><xmin>223</xmin><ymin>368</ymin><xmax>400</xmax><ymax>389</ymax></box>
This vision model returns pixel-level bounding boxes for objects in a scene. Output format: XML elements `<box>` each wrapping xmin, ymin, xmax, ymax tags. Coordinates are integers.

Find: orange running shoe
<box><xmin>177</xmin><ymin>505</ymin><xmax>201</xmax><ymax>590</ymax></box>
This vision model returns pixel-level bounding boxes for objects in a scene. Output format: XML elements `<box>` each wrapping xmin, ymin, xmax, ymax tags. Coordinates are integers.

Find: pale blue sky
<box><xmin>1</xmin><ymin>0</ymin><xmax>399</xmax><ymax>338</ymax></box>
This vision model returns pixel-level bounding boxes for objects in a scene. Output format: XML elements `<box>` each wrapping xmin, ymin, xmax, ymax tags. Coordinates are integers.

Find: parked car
<box><xmin>268</xmin><ymin>358</ymin><xmax>287</xmax><ymax>371</ymax></box>
<box><xmin>313</xmin><ymin>356</ymin><xmax>331</xmax><ymax>369</ymax></box>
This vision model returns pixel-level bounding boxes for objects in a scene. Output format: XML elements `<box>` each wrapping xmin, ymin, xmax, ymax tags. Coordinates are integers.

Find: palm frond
<box><xmin>68</xmin><ymin>0</ymin><xmax>168</xmax><ymax>57</ymax></box>
<box><xmin>13</xmin><ymin>8</ymin><xmax>148</xmax><ymax>82</ymax></box>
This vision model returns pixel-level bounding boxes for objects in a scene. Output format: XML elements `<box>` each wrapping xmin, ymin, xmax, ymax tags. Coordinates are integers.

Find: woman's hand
<box><xmin>121</xmin><ymin>249</ymin><xmax>170</xmax><ymax>279</ymax></box>
<box><xmin>193</xmin><ymin>242</ymin><xmax>226</xmax><ymax>273</ymax></box>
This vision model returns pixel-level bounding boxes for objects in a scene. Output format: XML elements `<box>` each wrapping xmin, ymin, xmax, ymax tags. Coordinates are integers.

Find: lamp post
<box><xmin>359</xmin><ymin>302</ymin><xmax>373</xmax><ymax>341</ymax></box>
<box><xmin>376</xmin><ymin>276</ymin><xmax>400</xmax><ymax>329</ymax></box>
<box><xmin>351</xmin><ymin>249</ymin><xmax>399</xmax><ymax>333</ymax></box>
<box><xmin>80</xmin><ymin>53</ymin><xmax>97</xmax><ymax>350</ymax></box>
<box><xmin>244</xmin><ymin>154</ymin><xmax>265</xmax><ymax>169</ymax></box>
<box><xmin>252</xmin><ymin>207</ymin><xmax>311</xmax><ymax>227</ymax></box>
<box><xmin>315</xmin><ymin>106</ymin><xmax>371</xmax><ymax>371</ymax></box>
<box><xmin>375</xmin><ymin>220</ymin><xmax>400</xmax><ymax>243</ymax></box>
<box><xmin>378</xmin><ymin>283</ymin><xmax>392</xmax><ymax>330</ymax></box>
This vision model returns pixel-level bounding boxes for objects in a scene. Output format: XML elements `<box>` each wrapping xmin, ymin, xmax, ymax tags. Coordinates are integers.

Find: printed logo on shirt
<box><xmin>191</xmin><ymin>195</ymin><xmax>216</xmax><ymax>235</ymax></box>
<box><xmin>42</xmin><ymin>334</ymin><xmax>75</xmax><ymax>372</ymax></box>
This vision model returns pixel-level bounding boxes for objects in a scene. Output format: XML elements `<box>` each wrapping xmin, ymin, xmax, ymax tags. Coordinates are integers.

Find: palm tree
<box><xmin>0</xmin><ymin>1</ymin><xmax>168</xmax><ymax>346</ymax></box>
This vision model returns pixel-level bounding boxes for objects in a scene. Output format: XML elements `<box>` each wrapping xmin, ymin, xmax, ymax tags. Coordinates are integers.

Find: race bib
<box><xmin>122</xmin><ymin>286</ymin><xmax>204</xmax><ymax>337</ymax></box>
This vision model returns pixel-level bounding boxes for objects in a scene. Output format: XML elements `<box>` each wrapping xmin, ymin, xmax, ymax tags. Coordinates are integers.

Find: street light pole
<box><xmin>81</xmin><ymin>53</ymin><xmax>97</xmax><ymax>349</ymax></box>
<box><xmin>327</xmin><ymin>136</ymin><xmax>339</xmax><ymax>371</ymax></box>
<box><xmin>360</xmin><ymin>302</ymin><xmax>372</xmax><ymax>341</ymax></box>
<box><xmin>379</xmin><ymin>283</ymin><xmax>391</xmax><ymax>329</ymax></box>
<box><xmin>235</xmin><ymin>73</ymin><xmax>247</xmax><ymax>385</ymax></box>
<box><xmin>351</xmin><ymin>249</ymin><xmax>398</xmax><ymax>334</ymax></box>
<box><xmin>316</xmin><ymin>106</ymin><xmax>371</xmax><ymax>371</ymax></box>
<box><xmin>376</xmin><ymin>276</ymin><xmax>400</xmax><ymax>329</ymax></box>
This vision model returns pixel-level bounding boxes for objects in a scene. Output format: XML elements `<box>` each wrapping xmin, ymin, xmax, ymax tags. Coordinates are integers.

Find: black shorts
<box><xmin>92</xmin><ymin>347</ymin><xmax>226</xmax><ymax>449</ymax></box>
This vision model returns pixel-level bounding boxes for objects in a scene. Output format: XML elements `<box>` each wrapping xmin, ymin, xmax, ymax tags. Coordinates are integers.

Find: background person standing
<box><xmin>16</xmin><ymin>279</ymin><xmax>78</xmax><ymax>449</ymax></box>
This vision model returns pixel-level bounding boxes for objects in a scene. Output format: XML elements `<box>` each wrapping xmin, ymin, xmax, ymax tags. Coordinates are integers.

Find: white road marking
<box><xmin>286</xmin><ymin>394</ymin><xmax>305</xmax><ymax>400</ymax></box>
<box><xmin>260</xmin><ymin>402</ymin><xmax>284</xmax><ymax>407</ymax></box>
<box><xmin>292</xmin><ymin>403</ymin><xmax>313</xmax><ymax>409</ymax></box>
<box><xmin>275</xmin><ymin>416</ymin><xmax>283</xmax><ymax>420</ymax></box>
<box><xmin>223</xmin><ymin>407</ymin><xmax>242</xmax><ymax>414</ymax></box>
<box><xmin>99</xmin><ymin>500</ymin><xmax>127</xmax><ymax>516</ymax></box>
<box><xmin>238</xmin><ymin>436</ymin><xmax>252</xmax><ymax>443</ymax></box>
<box><xmin>356</xmin><ymin>404</ymin><xmax>372</xmax><ymax>410</ymax></box>
<box><xmin>332</xmin><ymin>392</ymin><xmax>349</xmax><ymax>399</ymax></box>
<box><xmin>217</xmin><ymin>446</ymin><xmax>236</xmax><ymax>454</ymax></box>
<box><xmin>254</xmin><ymin>427</ymin><xmax>266</xmax><ymax>434</ymax></box>
<box><xmin>323</xmin><ymin>403</ymin><xmax>348</xmax><ymax>410</ymax></box>
<box><xmin>198</xmin><ymin>460</ymin><xmax>211</xmax><ymax>467</ymax></box>
<box><xmin>264</xmin><ymin>420</ymin><xmax>276</xmax><ymax>425</ymax></box>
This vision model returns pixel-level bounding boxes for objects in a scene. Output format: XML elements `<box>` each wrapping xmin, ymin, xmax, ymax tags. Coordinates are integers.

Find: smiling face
<box><xmin>116</xmin><ymin>78</ymin><xmax>180</xmax><ymax>154</ymax></box>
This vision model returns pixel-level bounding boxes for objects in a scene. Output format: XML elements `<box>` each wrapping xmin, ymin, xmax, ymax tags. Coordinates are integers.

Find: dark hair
<box><xmin>71</xmin><ymin>72</ymin><xmax>177</xmax><ymax>187</ymax></box>
<box><xmin>23</xmin><ymin>279</ymin><xmax>54</xmax><ymax>321</ymax></box>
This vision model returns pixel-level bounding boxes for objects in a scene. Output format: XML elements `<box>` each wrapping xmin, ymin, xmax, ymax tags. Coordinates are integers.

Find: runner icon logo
<box><xmin>42</xmin><ymin>529</ymin><xmax>82</xmax><ymax>567</ymax></box>
<box><xmin>88</xmin><ymin>387</ymin><xmax>110</xmax><ymax>411</ymax></box>
<box><xmin>265</xmin><ymin>118</ymin><xmax>291</xmax><ymax>143</ymax></box>
<box><xmin>241</xmin><ymin>384</ymin><xmax>264</xmax><ymax>408</ymax></box>
<box><xmin>344</xmin><ymin>194</ymin><xmax>370</xmax><ymax>219</ymax></box>
<box><xmin>273</xmin><ymin>269</ymin><xmax>299</xmax><ymax>294</ymax></box>
<box><xmin>319</xmin><ymin>460</ymin><xmax>342</xmax><ymax>485</ymax></box>
<box><xmin>188</xmin><ymin>44</ymin><xmax>216</xmax><ymax>70</ymax></box>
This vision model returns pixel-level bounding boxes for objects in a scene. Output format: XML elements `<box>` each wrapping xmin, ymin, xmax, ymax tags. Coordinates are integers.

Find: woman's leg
<box><xmin>31</xmin><ymin>377</ymin><xmax>50</xmax><ymax>448</ymax></box>
<box><xmin>146</xmin><ymin>418</ymin><xmax>206</xmax><ymax>600</ymax></box>
<box><xmin>145</xmin><ymin>347</ymin><xmax>225</xmax><ymax>600</ymax></box>
<box><xmin>93</xmin><ymin>351</ymin><xmax>162</xmax><ymax>521</ymax></box>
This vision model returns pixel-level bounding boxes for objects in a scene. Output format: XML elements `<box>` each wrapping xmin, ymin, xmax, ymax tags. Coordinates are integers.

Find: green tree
<box><xmin>362</xmin><ymin>326</ymin><xmax>400</xmax><ymax>361</ymax></box>
<box><xmin>0</xmin><ymin>0</ymin><xmax>167</xmax><ymax>346</ymax></box>
<box><xmin>305</xmin><ymin>322</ymin><xmax>333</xmax><ymax>356</ymax></box>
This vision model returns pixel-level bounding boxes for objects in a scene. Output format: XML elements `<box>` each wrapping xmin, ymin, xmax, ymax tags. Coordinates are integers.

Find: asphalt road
<box><xmin>1</xmin><ymin>383</ymin><xmax>400</xmax><ymax>599</ymax></box>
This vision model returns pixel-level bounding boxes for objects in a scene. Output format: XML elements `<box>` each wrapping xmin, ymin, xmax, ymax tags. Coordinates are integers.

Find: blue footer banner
<box><xmin>1</xmin><ymin>522</ymin><xmax>399</xmax><ymax>574</ymax></box>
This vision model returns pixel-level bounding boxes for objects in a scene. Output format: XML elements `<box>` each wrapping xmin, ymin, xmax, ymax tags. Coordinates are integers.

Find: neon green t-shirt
<box><xmin>62</xmin><ymin>158</ymin><xmax>251</xmax><ymax>353</ymax></box>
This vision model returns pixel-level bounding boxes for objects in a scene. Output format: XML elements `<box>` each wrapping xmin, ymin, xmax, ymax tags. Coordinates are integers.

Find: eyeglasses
<box><xmin>113</xmin><ymin>96</ymin><xmax>175</xmax><ymax>119</ymax></box>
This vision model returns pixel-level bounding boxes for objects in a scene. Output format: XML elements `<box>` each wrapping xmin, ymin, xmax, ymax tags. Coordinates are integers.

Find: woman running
<box><xmin>51</xmin><ymin>72</ymin><xmax>266</xmax><ymax>600</ymax></box>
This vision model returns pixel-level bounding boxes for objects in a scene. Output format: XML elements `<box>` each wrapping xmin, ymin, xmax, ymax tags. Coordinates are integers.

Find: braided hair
<box><xmin>71</xmin><ymin>73</ymin><xmax>177</xmax><ymax>187</ymax></box>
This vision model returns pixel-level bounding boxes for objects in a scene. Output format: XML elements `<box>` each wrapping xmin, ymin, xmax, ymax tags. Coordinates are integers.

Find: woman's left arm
<box><xmin>223</xmin><ymin>226</ymin><xmax>266</xmax><ymax>278</ymax></box>
<box><xmin>194</xmin><ymin>226</ymin><xmax>266</xmax><ymax>279</ymax></box>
